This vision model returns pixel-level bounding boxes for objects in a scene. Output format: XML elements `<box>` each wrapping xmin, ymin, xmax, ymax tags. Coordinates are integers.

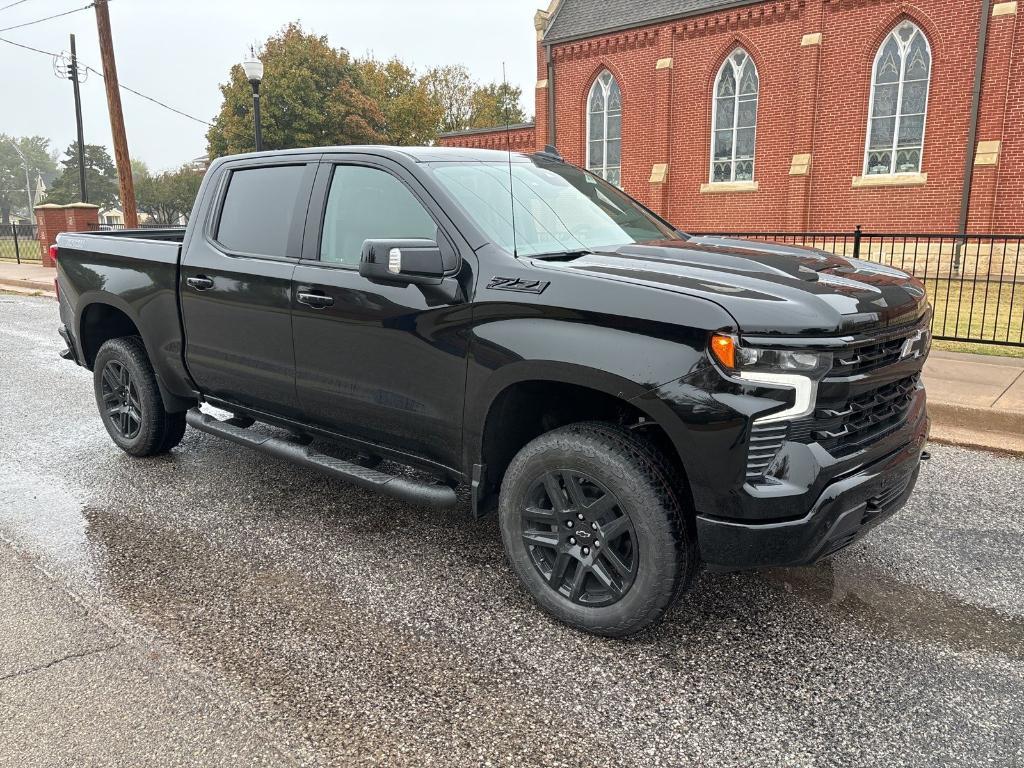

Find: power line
<box><xmin>83</xmin><ymin>65</ymin><xmax>212</xmax><ymax>126</ymax></box>
<box><xmin>0</xmin><ymin>35</ymin><xmax>213</xmax><ymax>126</ymax></box>
<box><xmin>0</xmin><ymin>33</ymin><xmax>51</xmax><ymax>55</ymax></box>
<box><xmin>0</xmin><ymin>3</ymin><xmax>93</xmax><ymax>33</ymax></box>
<box><xmin>0</xmin><ymin>0</ymin><xmax>42</xmax><ymax>13</ymax></box>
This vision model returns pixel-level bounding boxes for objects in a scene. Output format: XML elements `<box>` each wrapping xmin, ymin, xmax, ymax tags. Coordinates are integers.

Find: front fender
<box><xmin>463</xmin><ymin>312</ymin><xmax>715</xmax><ymax>473</ymax></box>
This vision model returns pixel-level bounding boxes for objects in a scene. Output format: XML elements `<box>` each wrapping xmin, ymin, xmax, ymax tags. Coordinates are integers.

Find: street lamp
<box><xmin>242</xmin><ymin>53</ymin><xmax>264</xmax><ymax>152</ymax></box>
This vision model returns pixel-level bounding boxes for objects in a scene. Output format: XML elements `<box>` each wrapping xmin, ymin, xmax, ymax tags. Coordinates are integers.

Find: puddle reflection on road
<box><xmin>761</xmin><ymin>559</ymin><xmax>1024</xmax><ymax>659</ymax></box>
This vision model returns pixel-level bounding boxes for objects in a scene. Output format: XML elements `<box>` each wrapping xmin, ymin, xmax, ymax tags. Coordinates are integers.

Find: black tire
<box><xmin>93</xmin><ymin>336</ymin><xmax>186</xmax><ymax>457</ymax></box>
<box><xmin>499</xmin><ymin>422</ymin><xmax>696</xmax><ymax>637</ymax></box>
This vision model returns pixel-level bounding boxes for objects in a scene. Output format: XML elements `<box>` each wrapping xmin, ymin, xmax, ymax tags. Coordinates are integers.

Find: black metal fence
<box><xmin>0</xmin><ymin>223</ymin><xmax>40</xmax><ymax>264</ymax></box>
<box><xmin>0</xmin><ymin>222</ymin><xmax>175</xmax><ymax>263</ymax></box>
<box><xmin>691</xmin><ymin>227</ymin><xmax>1024</xmax><ymax>348</ymax></box>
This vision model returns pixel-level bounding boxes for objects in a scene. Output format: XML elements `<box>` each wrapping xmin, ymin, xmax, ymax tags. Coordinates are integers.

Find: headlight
<box><xmin>709</xmin><ymin>333</ymin><xmax>832</xmax><ymax>423</ymax></box>
<box><xmin>709</xmin><ymin>334</ymin><xmax>832</xmax><ymax>376</ymax></box>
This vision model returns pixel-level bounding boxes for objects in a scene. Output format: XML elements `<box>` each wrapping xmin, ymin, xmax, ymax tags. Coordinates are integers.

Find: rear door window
<box><xmin>216</xmin><ymin>165</ymin><xmax>308</xmax><ymax>258</ymax></box>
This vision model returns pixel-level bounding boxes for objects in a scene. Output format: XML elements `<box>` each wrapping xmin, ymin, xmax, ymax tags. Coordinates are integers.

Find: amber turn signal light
<box><xmin>709</xmin><ymin>333</ymin><xmax>737</xmax><ymax>369</ymax></box>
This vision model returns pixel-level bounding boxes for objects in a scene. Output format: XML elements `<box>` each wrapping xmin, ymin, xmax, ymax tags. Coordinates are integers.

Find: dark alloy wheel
<box><xmin>499</xmin><ymin>422</ymin><xmax>697</xmax><ymax>637</ymax></box>
<box><xmin>520</xmin><ymin>470</ymin><xmax>638</xmax><ymax>607</ymax></box>
<box><xmin>92</xmin><ymin>336</ymin><xmax>187</xmax><ymax>457</ymax></box>
<box><xmin>100</xmin><ymin>360</ymin><xmax>143</xmax><ymax>440</ymax></box>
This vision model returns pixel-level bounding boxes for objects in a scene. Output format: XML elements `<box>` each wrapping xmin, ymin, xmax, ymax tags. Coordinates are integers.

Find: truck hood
<box><xmin>532</xmin><ymin>236</ymin><xmax>929</xmax><ymax>337</ymax></box>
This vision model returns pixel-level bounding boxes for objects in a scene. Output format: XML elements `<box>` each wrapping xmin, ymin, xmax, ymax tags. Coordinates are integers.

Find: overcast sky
<box><xmin>1</xmin><ymin>0</ymin><xmax>542</xmax><ymax>171</ymax></box>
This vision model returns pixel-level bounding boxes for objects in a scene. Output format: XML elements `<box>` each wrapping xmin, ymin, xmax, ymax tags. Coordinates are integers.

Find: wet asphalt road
<box><xmin>1</xmin><ymin>293</ymin><xmax>1023</xmax><ymax>768</ymax></box>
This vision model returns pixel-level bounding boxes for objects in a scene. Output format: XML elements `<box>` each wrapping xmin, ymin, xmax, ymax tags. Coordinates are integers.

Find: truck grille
<box><xmin>792</xmin><ymin>374</ymin><xmax>921</xmax><ymax>456</ymax></box>
<box><xmin>744</xmin><ymin>320</ymin><xmax>927</xmax><ymax>471</ymax></box>
<box><xmin>831</xmin><ymin>335</ymin><xmax>908</xmax><ymax>375</ymax></box>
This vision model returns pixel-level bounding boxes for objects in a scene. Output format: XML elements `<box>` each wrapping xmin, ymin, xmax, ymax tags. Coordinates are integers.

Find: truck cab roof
<box><xmin>212</xmin><ymin>145</ymin><xmax>538</xmax><ymax>165</ymax></box>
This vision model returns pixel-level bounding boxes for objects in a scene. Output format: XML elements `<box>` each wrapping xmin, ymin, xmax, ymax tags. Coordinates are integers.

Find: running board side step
<box><xmin>185</xmin><ymin>409</ymin><xmax>457</xmax><ymax>509</ymax></box>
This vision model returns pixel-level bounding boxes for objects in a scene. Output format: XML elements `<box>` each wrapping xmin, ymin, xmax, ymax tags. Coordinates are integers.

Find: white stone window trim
<box><xmin>585</xmin><ymin>70</ymin><xmax>622</xmax><ymax>185</ymax></box>
<box><xmin>709</xmin><ymin>48</ymin><xmax>760</xmax><ymax>184</ymax></box>
<box><xmin>862</xmin><ymin>21</ymin><xmax>933</xmax><ymax>177</ymax></box>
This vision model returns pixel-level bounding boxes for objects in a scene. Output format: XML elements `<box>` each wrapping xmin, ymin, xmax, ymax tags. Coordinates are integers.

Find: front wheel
<box><xmin>499</xmin><ymin>422</ymin><xmax>696</xmax><ymax>637</ymax></box>
<box><xmin>93</xmin><ymin>336</ymin><xmax>186</xmax><ymax>457</ymax></box>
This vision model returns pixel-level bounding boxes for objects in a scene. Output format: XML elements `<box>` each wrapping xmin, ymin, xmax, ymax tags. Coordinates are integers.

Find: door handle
<box><xmin>186</xmin><ymin>275</ymin><xmax>214</xmax><ymax>291</ymax></box>
<box><xmin>297</xmin><ymin>291</ymin><xmax>335</xmax><ymax>309</ymax></box>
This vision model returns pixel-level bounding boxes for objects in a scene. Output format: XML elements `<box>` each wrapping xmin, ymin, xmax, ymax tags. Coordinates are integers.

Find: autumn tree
<box><xmin>45</xmin><ymin>143</ymin><xmax>120</xmax><ymax>210</ymax></box>
<box><xmin>206</xmin><ymin>23</ymin><xmax>386</xmax><ymax>158</ymax></box>
<box><xmin>423</xmin><ymin>67</ymin><xmax>528</xmax><ymax>133</ymax></box>
<box><xmin>135</xmin><ymin>164</ymin><xmax>204</xmax><ymax>225</ymax></box>
<box><xmin>469</xmin><ymin>82</ymin><xmax>527</xmax><ymax>129</ymax></box>
<box><xmin>424</xmin><ymin>64</ymin><xmax>475</xmax><ymax>134</ymax></box>
<box><xmin>0</xmin><ymin>135</ymin><xmax>57</xmax><ymax>224</ymax></box>
<box><xmin>355</xmin><ymin>57</ymin><xmax>442</xmax><ymax>146</ymax></box>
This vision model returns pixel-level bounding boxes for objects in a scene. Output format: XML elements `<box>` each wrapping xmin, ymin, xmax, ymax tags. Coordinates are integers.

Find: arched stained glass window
<box><xmin>711</xmin><ymin>49</ymin><xmax>759</xmax><ymax>183</ymax></box>
<box><xmin>865</xmin><ymin>21</ymin><xmax>932</xmax><ymax>175</ymax></box>
<box><xmin>586</xmin><ymin>71</ymin><xmax>621</xmax><ymax>186</ymax></box>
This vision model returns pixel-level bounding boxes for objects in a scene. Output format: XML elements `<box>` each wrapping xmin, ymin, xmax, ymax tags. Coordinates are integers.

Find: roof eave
<box><xmin>544</xmin><ymin>0</ymin><xmax>764</xmax><ymax>45</ymax></box>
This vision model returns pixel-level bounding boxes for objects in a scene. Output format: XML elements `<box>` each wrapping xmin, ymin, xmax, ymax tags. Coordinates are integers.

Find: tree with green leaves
<box><xmin>422</xmin><ymin>67</ymin><xmax>528</xmax><ymax>134</ymax></box>
<box><xmin>424</xmin><ymin>65</ymin><xmax>476</xmax><ymax>134</ymax></box>
<box><xmin>206</xmin><ymin>23</ymin><xmax>386</xmax><ymax>158</ymax></box>
<box><xmin>355</xmin><ymin>57</ymin><xmax>442</xmax><ymax>146</ymax></box>
<box><xmin>469</xmin><ymin>82</ymin><xmax>527</xmax><ymax>129</ymax></box>
<box><xmin>0</xmin><ymin>135</ymin><xmax>57</xmax><ymax>224</ymax></box>
<box><xmin>45</xmin><ymin>142</ymin><xmax>120</xmax><ymax>209</ymax></box>
<box><xmin>134</xmin><ymin>164</ymin><xmax>204</xmax><ymax>226</ymax></box>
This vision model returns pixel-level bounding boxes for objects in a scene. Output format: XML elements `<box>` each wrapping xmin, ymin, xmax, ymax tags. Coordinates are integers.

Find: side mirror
<box><xmin>359</xmin><ymin>239</ymin><xmax>446</xmax><ymax>285</ymax></box>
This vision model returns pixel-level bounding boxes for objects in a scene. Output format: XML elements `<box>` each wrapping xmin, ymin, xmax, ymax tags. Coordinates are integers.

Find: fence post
<box><xmin>11</xmin><ymin>223</ymin><xmax>20</xmax><ymax>265</ymax></box>
<box><xmin>853</xmin><ymin>225</ymin><xmax>862</xmax><ymax>260</ymax></box>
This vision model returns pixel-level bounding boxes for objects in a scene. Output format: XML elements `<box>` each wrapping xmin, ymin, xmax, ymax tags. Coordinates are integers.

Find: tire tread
<box><xmin>499</xmin><ymin>421</ymin><xmax>697</xmax><ymax>637</ymax></box>
<box><xmin>93</xmin><ymin>335</ymin><xmax>186</xmax><ymax>457</ymax></box>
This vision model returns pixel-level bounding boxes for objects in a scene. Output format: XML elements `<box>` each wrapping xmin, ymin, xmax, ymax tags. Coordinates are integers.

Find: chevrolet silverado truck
<box><xmin>55</xmin><ymin>146</ymin><xmax>931</xmax><ymax>636</ymax></box>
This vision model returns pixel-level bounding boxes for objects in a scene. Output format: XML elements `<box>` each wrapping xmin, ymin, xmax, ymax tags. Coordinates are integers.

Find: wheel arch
<box><xmin>76</xmin><ymin>294</ymin><xmax>196</xmax><ymax>413</ymax></box>
<box><xmin>77</xmin><ymin>296</ymin><xmax>143</xmax><ymax>369</ymax></box>
<box><xmin>467</xmin><ymin>363</ymin><xmax>693</xmax><ymax>516</ymax></box>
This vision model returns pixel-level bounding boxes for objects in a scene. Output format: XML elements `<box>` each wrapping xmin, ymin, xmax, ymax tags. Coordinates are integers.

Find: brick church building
<box><xmin>438</xmin><ymin>0</ymin><xmax>1024</xmax><ymax>234</ymax></box>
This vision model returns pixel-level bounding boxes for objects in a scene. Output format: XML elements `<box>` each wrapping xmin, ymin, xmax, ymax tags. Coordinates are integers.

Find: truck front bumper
<box><xmin>696</xmin><ymin>423</ymin><xmax>928</xmax><ymax>570</ymax></box>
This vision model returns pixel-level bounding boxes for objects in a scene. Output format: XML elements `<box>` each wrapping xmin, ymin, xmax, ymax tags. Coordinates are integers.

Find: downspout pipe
<box><xmin>547</xmin><ymin>43</ymin><xmax>556</xmax><ymax>147</ymax></box>
<box><xmin>958</xmin><ymin>0</ymin><xmax>993</xmax><ymax>240</ymax></box>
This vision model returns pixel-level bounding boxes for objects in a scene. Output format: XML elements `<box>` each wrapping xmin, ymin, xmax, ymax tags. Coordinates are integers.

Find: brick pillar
<box><xmin>534</xmin><ymin>30</ymin><xmax>550</xmax><ymax>153</ymax></box>
<box><xmin>35</xmin><ymin>202</ymin><xmax>100</xmax><ymax>267</ymax></box>
<box><xmin>786</xmin><ymin>2</ymin><xmax>825</xmax><ymax>231</ymax></box>
<box><xmin>649</xmin><ymin>33</ymin><xmax>675</xmax><ymax>219</ymax></box>
<box><xmin>968</xmin><ymin>1</ymin><xmax>1018</xmax><ymax>232</ymax></box>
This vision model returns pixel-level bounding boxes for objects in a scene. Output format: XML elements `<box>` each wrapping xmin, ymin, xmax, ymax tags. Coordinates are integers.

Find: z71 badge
<box><xmin>485</xmin><ymin>277</ymin><xmax>550</xmax><ymax>294</ymax></box>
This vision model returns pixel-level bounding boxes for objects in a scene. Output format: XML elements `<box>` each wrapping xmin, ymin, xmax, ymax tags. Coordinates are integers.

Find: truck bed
<box><xmin>93</xmin><ymin>227</ymin><xmax>187</xmax><ymax>242</ymax></box>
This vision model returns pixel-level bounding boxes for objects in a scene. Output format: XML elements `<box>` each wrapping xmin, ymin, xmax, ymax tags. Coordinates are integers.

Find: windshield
<box><xmin>428</xmin><ymin>159</ymin><xmax>681</xmax><ymax>257</ymax></box>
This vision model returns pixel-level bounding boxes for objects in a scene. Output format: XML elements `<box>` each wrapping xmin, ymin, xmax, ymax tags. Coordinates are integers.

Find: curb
<box><xmin>0</xmin><ymin>279</ymin><xmax>55</xmax><ymax>298</ymax></box>
<box><xmin>927</xmin><ymin>401</ymin><xmax>1024</xmax><ymax>457</ymax></box>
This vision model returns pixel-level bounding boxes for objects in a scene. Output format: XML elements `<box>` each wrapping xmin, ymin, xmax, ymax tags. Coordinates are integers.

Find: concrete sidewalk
<box><xmin>0</xmin><ymin>262</ymin><xmax>55</xmax><ymax>298</ymax></box>
<box><xmin>924</xmin><ymin>350</ymin><xmax>1024</xmax><ymax>454</ymax></box>
<box><xmin>2</xmin><ymin>268</ymin><xmax>1021</xmax><ymax>453</ymax></box>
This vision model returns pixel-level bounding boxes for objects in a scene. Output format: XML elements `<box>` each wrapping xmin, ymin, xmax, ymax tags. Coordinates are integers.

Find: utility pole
<box><xmin>93</xmin><ymin>0</ymin><xmax>138</xmax><ymax>228</ymax></box>
<box><xmin>69</xmin><ymin>34</ymin><xmax>88</xmax><ymax>203</ymax></box>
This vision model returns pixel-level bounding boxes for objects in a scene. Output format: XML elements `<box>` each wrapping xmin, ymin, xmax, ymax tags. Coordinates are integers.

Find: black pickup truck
<box><xmin>56</xmin><ymin>146</ymin><xmax>931</xmax><ymax>636</ymax></box>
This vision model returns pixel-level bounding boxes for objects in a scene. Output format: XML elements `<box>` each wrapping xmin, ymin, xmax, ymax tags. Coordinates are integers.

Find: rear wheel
<box><xmin>499</xmin><ymin>422</ymin><xmax>696</xmax><ymax>637</ymax></box>
<box><xmin>93</xmin><ymin>336</ymin><xmax>186</xmax><ymax>457</ymax></box>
